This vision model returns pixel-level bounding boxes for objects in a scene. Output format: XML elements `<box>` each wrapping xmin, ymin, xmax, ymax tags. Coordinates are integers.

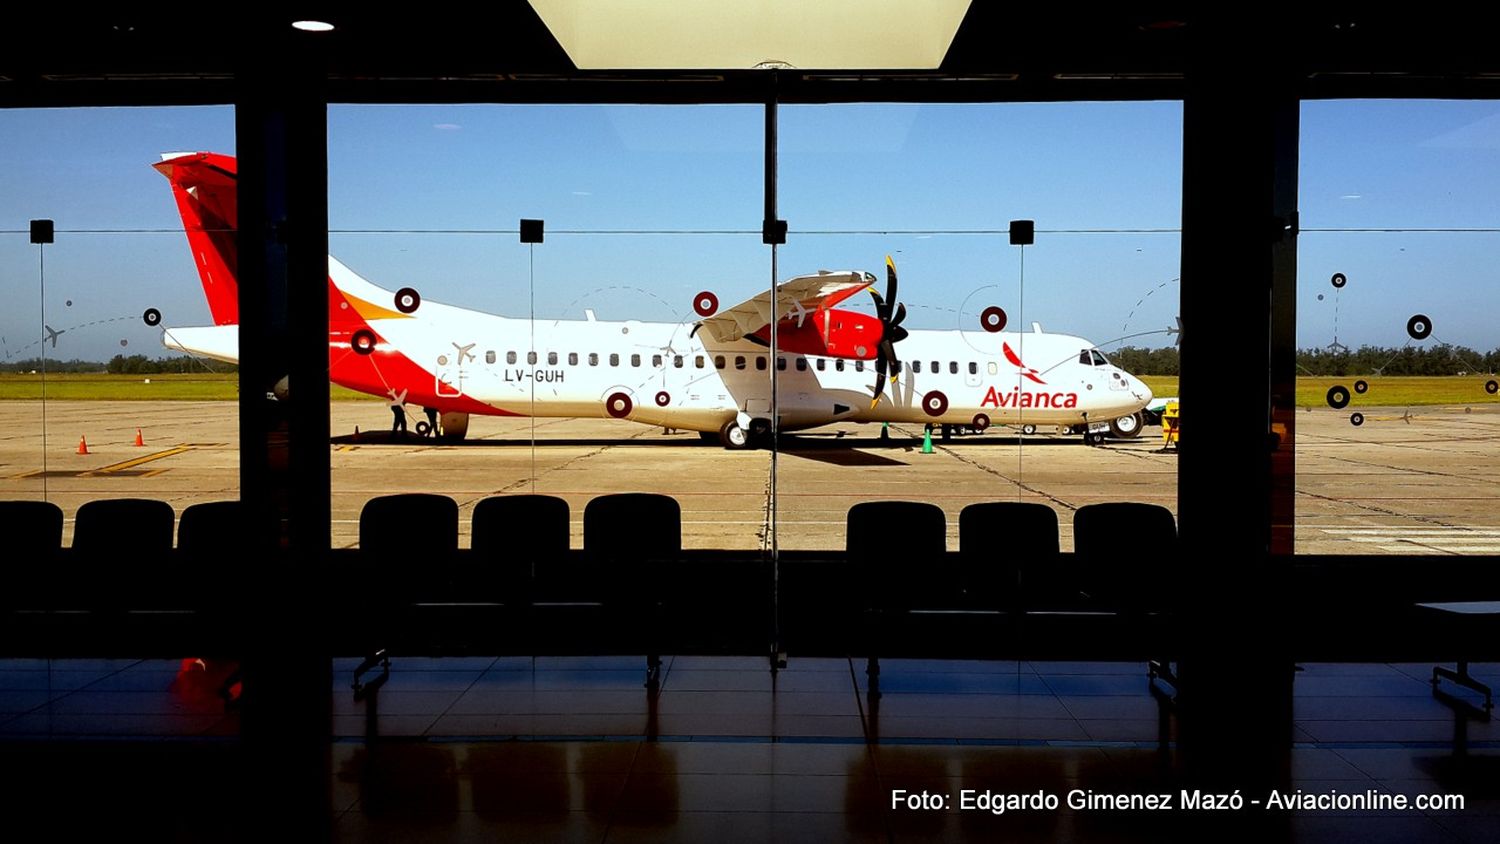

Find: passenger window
<box><xmin>568</xmin><ymin>352</ymin><xmax>578</xmax><ymax>366</ymax></box>
<box><xmin>548</xmin><ymin>352</ymin><xmax>558</xmax><ymax>366</ymax></box>
<box><xmin>755</xmin><ymin>356</ymin><xmax>767</xmax><ymax>371</ymax></box>
<box><xmin>816</xmin><ymin>359</ymin><xmax>826</xmax><ymax>371</ymax></box>
<box><xmin>631</xmin><ymin>354</ymin><xmax>641</xmax><ymax>367</ymax></box>
<box><xmin>969</xmin><ymin>362</ymin><xmax>977</xmax><ymax>375</ymax></box>
<box><xmin>912</xmin><ymin>360</ymin><xmax>922</xmax><ymax>373</ymax></box>
<box><xmin>609</xmin><ymin>353</ymin><xmax>619</xmax><ymax>367</ymax></box>
<box><xmin>507</xmin><ymin>351</ymin><xmax>517</xmax><ymax>365</ymax></box>
<box><xmin>854</xmin><ymin>360</ymin><xmax>864</xmax><ymax>372</ymax></box>
<box><xmin>715</xmin><ymin>355</ymin><xmax>726</xmax><ymax>369</ymax></box>
<box><xmin>987</xmin><ymin>362</ymin><xmax>998</xmax><ymax>375</ymax></box>
<box><xmin>930</xmin><ymin>361</ymin><xmax>938</xmax><ymax>373</ymax></box>
<box><xmin>835</xmin><ymin>360</ymin><xmax>845</xmax><ymax>372</ymax></box>
<box><xmin>485</xmin><ymin>350</ymin><xmax>496</xmax><ymax>364</ymax></box>
<box><xmin>527</xmin><ymin>351</ymin><xmax>538</xmax><ymax>365</ymax></box>
<box><xmin>652</xmin><ymin>354</ymin><xmax>662</xmax><ymax>368</ymax></box>
<box><xmin>949</xmin><ymin>361</ymin><xmax>958</xmax><ymax>375</ymax></box>
<box><xmin>695</xmin><ymin>355</ymin><xmax>705</xmax><ymax>369</ymax></box>
<box><xmin>795</xmin><ymin>358</ymin><xmax>808</xmax><ymax>372</ymax></box>
<box><xmin>588</xmin><ymin>353</ymin><xmax>598</xmax><ymax>366</ymax></box>
<box><xmin>735</xmin><ymin>356</ymin><xmax>746</xmax><ymax>370</ymax></box>
<box><xmin>776</xmin><ymin>357</ymin><xmax>787</xmax><ymax>371</ymax></box>
<box><xmin>674</xmin><ymin>355</ymin><xmax>684</xmax><ymax>368</ymax></box>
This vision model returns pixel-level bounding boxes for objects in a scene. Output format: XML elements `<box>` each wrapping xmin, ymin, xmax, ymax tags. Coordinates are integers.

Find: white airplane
<box><xmin>154</xmin><ymin>152</ymin><xmax>1153</xmax><ymax>447</ymax></box>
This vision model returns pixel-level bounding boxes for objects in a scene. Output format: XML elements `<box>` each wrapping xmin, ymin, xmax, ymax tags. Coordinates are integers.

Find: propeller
<box><xmin>868</xmin><ymin>255</ymin><xmax>910</xmax><ymax>408</ymax></box>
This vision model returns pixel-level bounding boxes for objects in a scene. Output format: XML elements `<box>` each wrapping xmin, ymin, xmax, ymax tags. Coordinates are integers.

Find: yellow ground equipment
<box><xmin>1162</xmin><ymin>400</ymin><xmax>1179</xmax><ymax>448</ymax></box>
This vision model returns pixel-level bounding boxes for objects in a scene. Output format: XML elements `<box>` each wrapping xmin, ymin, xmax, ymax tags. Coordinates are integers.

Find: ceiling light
<box><xmin>529</xmin><ymin>1</ymin><xmax>971</xmax><ymax>70</ymax></box>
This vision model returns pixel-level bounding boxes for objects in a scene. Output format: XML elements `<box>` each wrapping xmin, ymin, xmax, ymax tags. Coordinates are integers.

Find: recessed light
<box><xmin>292</xmin><ymin>20</ymin><xmax>335</xmax><ymax>32</ymax></box>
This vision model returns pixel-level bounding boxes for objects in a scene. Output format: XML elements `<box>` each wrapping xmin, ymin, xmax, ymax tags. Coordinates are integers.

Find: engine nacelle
<box><xmin>750</xmin><ymin>307</ymin><xmax>883</xmax><ymax>360</ymax></box>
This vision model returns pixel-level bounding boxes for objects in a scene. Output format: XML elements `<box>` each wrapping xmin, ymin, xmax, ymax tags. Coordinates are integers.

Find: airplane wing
<box><xmin>696</xmin><ymin>271</ymin><xmax>871</xmax><ymax>343</ymax></box>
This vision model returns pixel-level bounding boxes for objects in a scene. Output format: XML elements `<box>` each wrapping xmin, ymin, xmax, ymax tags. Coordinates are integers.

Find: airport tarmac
<box><xmin>0</xmin><ymin>400</ymin><xmax>1496</xmax><ymax>554</ymax></box>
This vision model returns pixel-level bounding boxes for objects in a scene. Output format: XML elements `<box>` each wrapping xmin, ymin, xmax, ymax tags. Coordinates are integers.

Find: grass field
<box><xmin>2</xmin><ymin>372</ymin><xmax>1496</xmax><ymax>408</ymax></box>
<box><xmin>1137</xmin><ymin>375</ymin><xmax>1500</xmax><ymax>408</ymax></box>
<box><xmin>0</xmin><ymin>373</ymin><xmax>369</xmax><ymax>401</ymax></box>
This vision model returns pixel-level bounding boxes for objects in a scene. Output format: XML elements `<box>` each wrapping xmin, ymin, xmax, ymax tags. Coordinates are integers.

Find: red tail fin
<box><xmin>154</xmin><ymin>152</ymin><xmax>239</xmax><ymax>326</ymax></box>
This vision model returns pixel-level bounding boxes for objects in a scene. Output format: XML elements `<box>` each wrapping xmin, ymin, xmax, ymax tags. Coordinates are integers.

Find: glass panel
<box><xmin>328</xmin><ymin>105</ymin><xmax>767</xmax><ymax>552</ymax></box>
<box><xmin>1297</xmin><ymin>100</ymin><xmax>1500</xmax><ymax>554</ymax></box>
<box><xmin>0</xmin><ymin>106</ymin><xmax>241</xmax><ymax>738</ymax></box>
<box><xmin>776</xmin><ymin>103</ymin><xmax>1182</xmax><ymax>552</ymax></box>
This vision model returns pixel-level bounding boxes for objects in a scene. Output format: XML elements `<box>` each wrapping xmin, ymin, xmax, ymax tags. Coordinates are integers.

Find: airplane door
<box><xmin>435</xmin><ymin>351</ymin><xmax>462</xmax><ymax>397</ymax></box>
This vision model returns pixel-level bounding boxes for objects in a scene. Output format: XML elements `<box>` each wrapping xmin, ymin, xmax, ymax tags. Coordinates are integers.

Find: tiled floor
<box><xmin>2</xmin><ymin>657</ymin><xmax>1497</xmax><ymax>841</ymax></box>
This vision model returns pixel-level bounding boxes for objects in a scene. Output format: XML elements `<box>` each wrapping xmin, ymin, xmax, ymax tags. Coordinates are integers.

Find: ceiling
<box><xmin>3</xmin><ymin>6</ymin><xmax>1500</xmax><ymax>106</ymax></box>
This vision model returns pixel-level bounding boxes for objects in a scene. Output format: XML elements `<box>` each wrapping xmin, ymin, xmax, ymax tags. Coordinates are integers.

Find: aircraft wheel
<box><xmin>1020</xmin><ymin>424</ymin><xmax>1037</xmax><ymax>436</ymax></box>
<box><xmin>1109</xmin><ymin>412</ymin><xmax>1144</xmax><ymax>439</ymax></box>
<box><xmin>720</xmin><ymin>421</ymin><xmax>750</xmax><ymax>450</ymax></box>
<box><xmin>414</xmin><ymin>421</ymin><xmax>432</xmax><ymax>437</ymax></box>
<box><xmin>438</xmin><ymin>411</ymin><xmax>469</xmax><ymax>442</ymax></box>
<box><xmin>747</xmin><ymin>418</ymin><xmax>773</xmax><ymax>447</ymax></box>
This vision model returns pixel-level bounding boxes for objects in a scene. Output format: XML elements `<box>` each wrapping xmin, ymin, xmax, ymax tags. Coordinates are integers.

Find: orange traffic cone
<box><xmin>134</xmin><ymin>428</ymin><xmax>145</xmax><ymax>447</ymax></box>
<box><xmin>77</xmin><ymin>436</ymin><xmax>90</xmax><ymax>454</ymax></box>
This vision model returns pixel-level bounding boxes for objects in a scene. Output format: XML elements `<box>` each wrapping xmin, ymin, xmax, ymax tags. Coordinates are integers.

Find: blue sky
<box><xmin>2</xmin><ymin>100</ymin><xmax>1499</xmax><ymax>362</ymax></box>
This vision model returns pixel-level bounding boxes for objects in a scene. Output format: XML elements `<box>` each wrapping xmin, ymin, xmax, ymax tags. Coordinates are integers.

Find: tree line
<box><xmin>0</xmin><ymin>355</ymin><xmax>233</xmax><ymax>374</ymax></box>
<box><xmin>1110</xmin><ymin>345</ymin><xmax>1499</xmax><ymax>377</ymax></box>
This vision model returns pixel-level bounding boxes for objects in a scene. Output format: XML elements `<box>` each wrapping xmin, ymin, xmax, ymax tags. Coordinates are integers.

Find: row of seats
<box><xmin>850</xmin><ymin>499</ymin><xmax>1179</xmax><ymax>611</ymax></box>
<box><xmin>4</xmin><ymin>496</ymin><xmax>1171</xmax><ymax>564</ymax></box>
<box><xmin>0</xmin><ymin>492</ymin><xmax>679</xmax><ymax>562</ymax></box>
<box><xmin>0</xmin><ymin>495</ymin><xmax>1177</xmax><ymax>690</ymax></box>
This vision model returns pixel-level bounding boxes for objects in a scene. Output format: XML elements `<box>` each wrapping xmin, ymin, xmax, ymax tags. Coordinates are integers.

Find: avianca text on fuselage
<box><xmin>980</xmin><ymin>386</ymin><xmax>1080</xmax><ymax>409</ymax></box>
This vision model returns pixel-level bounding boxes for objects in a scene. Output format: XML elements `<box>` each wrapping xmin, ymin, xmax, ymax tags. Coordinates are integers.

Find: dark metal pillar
<box><xmin>235</xmin><ymin>27</ymin><xmax>332</xmax><ymax>838</ymax></box>
<box><xmin>1176</xmin><ymin>23</ymin><xmax>1298</xmax><ymax>796</ymax></box>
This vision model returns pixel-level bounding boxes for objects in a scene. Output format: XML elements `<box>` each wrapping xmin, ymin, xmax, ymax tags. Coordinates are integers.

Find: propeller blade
<box><xmin>891</xmin><ymin>301</ymin><xmax>907</xmax><ymax>327</ymax></box>
<box><xmin>889</xmin><ymin>325</ymin><xmax>909</xmax><ymax>344</ymax></box>
<box><xmin>885</xmin><ymin>254</ymin><xmax>898</xmax><ymax>308</ymax></box>
<box><xmin>870</xmin><ymin>353</ymin><xmax>889</xmax><ymax>408</ymax></box>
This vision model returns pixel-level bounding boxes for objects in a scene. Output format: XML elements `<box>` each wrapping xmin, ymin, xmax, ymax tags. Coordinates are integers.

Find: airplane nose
<box><xmin>1133</xmin><ymin>377</ymin><xmax>1153</xmax><ymax>404</ymax></box>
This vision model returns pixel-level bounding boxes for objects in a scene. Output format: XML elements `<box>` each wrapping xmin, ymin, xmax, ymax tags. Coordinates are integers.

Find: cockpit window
<box><xmin>1079</xmin><ymin>350</ymin><xmax>1093</xmax><ymax>366</ymax></box>
<box><xmin>1091</xmin><ymin>349</ymin><xmax>1109</xmax><ymax>366</ymax></box>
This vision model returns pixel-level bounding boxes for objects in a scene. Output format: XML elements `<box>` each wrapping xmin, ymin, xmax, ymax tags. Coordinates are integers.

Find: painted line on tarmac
<box><xmin>81</xmin><ymin>446</ymin><xmax>193</xmax><ymax>476</ymax></box>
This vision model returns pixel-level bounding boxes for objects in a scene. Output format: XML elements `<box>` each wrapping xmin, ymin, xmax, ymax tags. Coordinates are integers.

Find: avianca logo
<box><xmin>981</xmin><ymin>387</ymin><xmax>1079</xmax><ymax>409</ymax></box>
<box><xmin>1003</xmin><ymin>342</ymin><xmax>1047</xmax><ymax>385</ymax></box>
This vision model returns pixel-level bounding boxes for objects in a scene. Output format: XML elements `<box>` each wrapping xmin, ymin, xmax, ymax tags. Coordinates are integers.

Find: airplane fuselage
<box><xmin>324</xmin><ymin>261</ymin><xmax>1152</xmax><ymax>435</ymax></box>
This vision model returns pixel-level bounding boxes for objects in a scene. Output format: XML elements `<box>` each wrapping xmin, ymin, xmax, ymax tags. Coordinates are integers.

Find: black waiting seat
<box><xmin>177</xmin><ymin>500</ymin><xmax>244</xmax><ymax>555</ymax></box>
<box><xmin>958</xmin><ymin>501</ymin><xmax>1060</xmax><ymax>612</ymax></box>
<box><xmin>471</xmin><ymin>494</ymin><xmax>570</xmax><ymax>606</ymax></box>
<box><xmin>176</xmin><ymin>500</ymin><xmax>244</xmax><ymax>609</ymax></box>
<box><xmin>73</xmin><ymin>497</ymin><xmax>175</xmax><ymax>556</ymax></box>
<box><xmin>0</xmin><ymin>500</ymin><xmax>64</xmax><ymax>558</ymax></box>
<box><xmin>1073</xmin><ymin>502</ymin><xmax>1179</xmax><ymax>689</ymax></box>
<box><xmin>582</xmin><ymin>493</ymin><xmax>681</xmax><ymax>687</ymax></box>
<box><xmin>0</xmin><ymin>501</ymin><xmax>64</xmax><ymax>621</ymax></box>
<box><xmin>1073</xmin><ymin>502</ymin><xmax>1177</xmax><ymax>612</ymax></box>
<box><xmin>352</xmin><ymin>493</ymin><xmax>459</xmax><ymax>695</ymax></box>
<box><xmin>847</xmin><ymin>501</ymin><xmax>948</xmax><ymax>695</ymax></box>
<box><xmin>71</xmin><ymin>498</ymin><xmax>176</xmax><ymax>615</ymax></box>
